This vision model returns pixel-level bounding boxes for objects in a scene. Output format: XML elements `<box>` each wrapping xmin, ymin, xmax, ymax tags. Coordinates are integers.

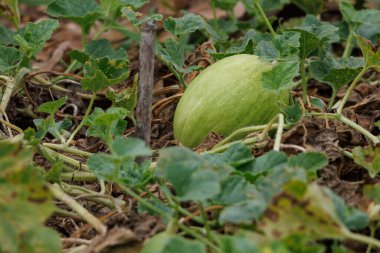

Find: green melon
<box><xmin>173</xmin><ymin>54</ymin><xmax>289</xmax><ymax>148</ymax></box>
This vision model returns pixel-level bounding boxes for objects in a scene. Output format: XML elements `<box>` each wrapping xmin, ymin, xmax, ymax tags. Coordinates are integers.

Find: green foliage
<box><xmin>0</xmin><ymin>0</ymin><xmax>21</xmax><ymax>28</ymax></box>
<box><xmin>163</xmin><ymin>13</ymin><xmax>221</xmax><ymax>41</ymax></box>
<box><xmin>356</xmin><ymin>35</ymin><xmax>380</xmax><ymax>70</ymax></box>
<box><xmin>156</xmin><ymin>147</ymin><xmax>228</xmax><ymax>201</ymax></box>
<box><xmin>340</xmin><ymin>0</ymin><xmax>380</xmax><ymax>39</ymax></box>
<box><xmin>70</xmin><ymin>39</ymin><xmax>131</xmax><ymax>92</ymax></box>
<box><xmin>290</xmin><ymin>0</ymin><xmax>324</xmax><ymax>15</ymax></box>
<box><xmin>46</xmin><ymin>0</ymin><xmax>100</xmax><ymax>32</ymax></box>
<box><xmin>87</xmin><ymin>136</ymin><xmax>152</xmax><ymax>188</ymax></box>
<box><xmin>3</xmin><ymin>1</ymin><xmax>380</xmax><ymax>252</ymax></box>
<box><xmin>260</xmin><ymin>181</ymin><xmax>363</xmax><ymax>240</ymax></box>
<box><xmin>141</xmin><ymin>232</ymin><xmax>206</xmax><ymax>253</ymax></box>
<box><xmin>37</xmin><ymin>96</ymin><xmax>68</xmax><ymax>115</ymax></box>
<box><xmin>0</xmin><ymin>143</ymin><xmax>61</xmax><ymax>253</ymax></box>
<box><xmin>310</xmin><ymin>56</ymin><xmax>364</xmax><ymax>92</ymax></box>
<box><xmin>261</xmin><ymin>61</ymin><xmax>299</xmax><ymax>92</ymax></box>
<box><xmin>156</xmin><ymin>39</ymin><xmax>201</xmax><ymax>75</ymax></box>
<box><xmin>121</xmin><ymin>6</ymin><xmax>162</xmax><ymax>28</ymax></box>
<box><xmin>14</xmin><ymin>19</ymin><xmax>59</xmax><ymax>57</ymax></box>
<box><xmin>83</xmin><ymin>107</ymin><xmax>131</xmax><ymax>143</ymax></box>
<box><xmin>0</xmin><ymin>46</ymin><xmax>21</xmax><ymax>75</ymax></box>
<box><xmin>352</xmin><ymin>145</ymin><xmax>380</xmax><ymax>178</ymax></box>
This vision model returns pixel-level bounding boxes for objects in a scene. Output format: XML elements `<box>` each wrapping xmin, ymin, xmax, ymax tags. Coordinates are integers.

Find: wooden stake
<box><xmin>136</xmin><ymin>21</ymin><xmax>156</xmax><ymax>150</ymax></box>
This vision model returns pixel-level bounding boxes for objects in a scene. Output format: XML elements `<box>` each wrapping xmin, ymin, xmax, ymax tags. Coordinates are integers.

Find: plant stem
<box><xmin>66</xmin><ymin>92</ymin><xmax>96</xmax><ymax>146</ymax></box>
<box><xmin>259</xmin><ymin>114</ymin><xmax>279</xmax><ymax>140</ymax></box>
<box><xmin>343</xmin><ymin>29</ymin><xmax>355</xmax><ymax>58</ymax></box>
<box><xmin>253</xmin><ymin>0</ymin><xmax>276</xmax><ymax>37</ymax></box>
<box><xmin>49</xmin><ymin>183</ymin><xmax>107</xmax><ymax>235</ymax></box>
<box><xmin>40</xmin><ymin>146</ymin><xmax>90</xmax><ymax>170</ymax></box>
<box><xmin>300</xmin><ymin>58</ymin><xmax>307</xmax><ymax>103</ymax></box>
<box><xmin>168</xmin><ymin>64</ymin><xmax>187</xmax><ymax>89</ymax></box>
<box><xmin>273</xmin><ymin>113</ymin><xmax>284</xmax><ymax>151</ymax></box>
<box><xmin>0</xmin><ymin>119</ymin><xmax>23</xmax><ymax>135</ymax></box>
<box><xmin>119</xmin><ymin>185</ymin><xmax>221</xmax><ymax>252</ymax></box>
<box><xmin>33</xmin><ymin>75</ymin><xmax>96</xmax><ymax>100</ymax></box>
<box><xmin>199</xmin><ymin>201</ymin><xmax>215</xmax><ymax>248</ymax></box>
<box><xmin>206</xmin><ymin>136</ymin><xmax>268</xmax><ymax>154</ymax></box>
<box><xmin>308</xmin><ymin>112</ymin><xmax>379</xmax><ymax>144</ymax></box>
<box><xmin>211</xmin><ymin>1</ymin><xmax>218</xmax><ymax>31</ymax></box>
<box><xmin>81</xmin><ymin>29</ymin><xmax>87</xmax><ymax>51</ymax></box>
<box><xmin>54</xmin><ymin>207</ymin><xmax>84</xmax><ymax>220</ymax></box>
<box><xmin>345</xmin><ymin>230</ymin><xmax>380</xmax><ymax>250</ymax></box>
<box><xmin>215</xmin><ymin>124</ymin><xmax>276</xmax><ymax>148</ymax></box>
<box><xmin>43</xmin><ymin>143</ymin><xmax>93</xmax><ymax>157</ymax></box>
<box><xmin>61</xmin><ymin>172</ymin><xmax>98</xmax><ymax>182</ymax></box>
<box><xmin>328</xmin><ymin>88</ymin><xmax>338</xmax><ymax>110</ymax></box>
<box><xmin>365</xmin><ymin>224</ymin><xmax>378</xmax><ymax>253</ymax></box>
<box><xmin>337</xmin><ymin>67</ymin><xmax>366</xmax><ymax>114</ymax></box>
<box><xmin>337</xmin><ymin>114</ymin><xmax>379</xmax><ymax>144</ymax></box>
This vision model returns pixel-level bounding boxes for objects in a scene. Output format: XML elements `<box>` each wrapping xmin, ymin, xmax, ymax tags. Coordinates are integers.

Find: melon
<box><xmin>173</xmin><ymin>54</ymin><xmax>289</xmax><ymax>148</ymax></box>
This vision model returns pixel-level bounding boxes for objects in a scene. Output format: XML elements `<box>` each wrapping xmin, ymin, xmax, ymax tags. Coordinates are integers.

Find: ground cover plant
<box><xmin>0</xmin><ymin>0</ymin><xmax>380</xmax><ymax>252</ymax></box>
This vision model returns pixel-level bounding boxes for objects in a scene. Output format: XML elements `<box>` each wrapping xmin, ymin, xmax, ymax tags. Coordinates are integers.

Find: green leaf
<box><xmin>310</xmin><ymin>56</ymin><xmax>364</xmax><ymax>91</ymax></box>
<box><xmin>289</xmin><ymin>22</ymin><xmax>339</xmax><ymax>59</ymax></box>
<box><xmin>0</xmin><ymin>143</ymin><xmax>60</xmax><ymax>253</ymax></box>
<box><xmin>0</xmin><ymin>46</ymin><xmax>21</xmax><ymax>75</ymax></box>
<box><xmin>19</xmin><ymin>0</ymin><xmax>54</xmax><ymax>5</ymax></box>
<box><xmin>219</xmin><ymin>199</ymin><xmax>267</xmax><ymax>224</ymax></box>
<box><xmin>21</xmin><ymin>226</ymin><xmax>62</xmax><ymax>253</ymax></box>
<box><xmin>261</xmin><ymin>61</ymin><xmax>299</xmax><ymax>92</ymax></box>
<box><xmin>110</xmin><ymin>136</ymin><xmax>151</xmax><ymax>157</ymax></box>
<box><xmin>84</xmin><ymin>107</ymin><xmax>130</xmax><ymax>142</ymax></box>
<box><xmin>34</xmin><ymin>117</ymin><xmax>71</xmax><ymax>141</ymax></box>
<box><xmin>375</xmin><ymin>120</ymin><xmax>380</xmax><ymax>130</ymax></box>
<box><xmin>46</xmin><ymin>0</ymin><xmax>100</xmax><ymax>31</ymax></box>
<box><xmin>352</xmin><ymin>145</ymin><xmax>380</xmax><ymax>178</ymax></box>
<box><xmin>100</xmin><ymin>0</ymin><xmax>126</xmax><ymax>21</ymax></box>
<box><xmin>212</xmin><ymin>175</ymin><xmax>251</xmax><ymax>205</ymax></box>
<box><xmin>156</xmin><ymin>147</ymin><xmax>226</xmax><ymax>201</ymax></box>
<box><xmin>137</xmin><ymin>197</ymin><xmax>173</xmax><ymax>223</ymax></box>
<box><xmin>37</xmin><ymin>96</ymin><xmax>67</xmax><ymax>114</ymax></box>
<box><xmin>260</xmin><ymin>181</ymin><xmax>350</xmax><ymax>240</ymax></box>
<box><xmin>340</xmin><ymin>0</ymin><xmax>380</xmax><ymax>28</ymax></box>
<box><xmin>281</xmin><ymin>101</ymin><xmax>303</xmax><ymax>124</ymax></box>
<box><xmin>121</xmin><ymin>7</ymin><xmax>162</xmax><ymax>28</ymax></box>
<box><xmin>207</xmin><ymin>143</ymin><xmax>254</xmax><ymax>168</ymax></box>
<box><xmin>0</xmin><ymin>25</ymin><xmax>16</xmax><ymax>45</ymax></box>
<box><xmin>255</xmin><ymin>31</ymin><xmax>300</xmax><ymax>61</ymax></box>
<box><xmin>122</xmin><ymin>0</ymin><xmax>148</xmax><ymax>9</ymax></box>
<box><xmin>0</xmin><ymin>0</ymin><xmax>20</xmax><ymax>28</ymax></box>
<box><xmin>141</xmin><ymin>232</ymin><xmax>206</xmax><ymax>253</ymax></box>
<box><xmin>327</xmin><ymin>189</ymin><xmax>369</xmax><ymax>230</ymax></box>
<box><xmin>218</xmin><ymin>234</ymin><xmax>258</xmax><ymax>253</ymax></box>
<box><xmin>212</xmin><ymin>0</ymin><xmax>238</xmax><ymax>10</ymax></box>
<box><xmin>228</xmin><ymin>29</ymin><xmax>271</xmax><ymax>54</ymax></box>
<box><xmin>242</xmin><ymin>0</ymin><xmax>290</xmax><ymax>12</ymax></box>
<box><xmin>287</xmin><ymin>152</ymin><xmax>328</xmax><ymax>174</ymax></box>
<box><xmin>81</xmin><ymin>56</ymin><xmax>130</xmax><ymax>92</ymax></box>
<box><xmin>33</xmin><ymin>117</ymin><xmax>54</xmax><ymax>140</ymax></box>
<box><xmin>156</xmin><ymin>39</ymin><xmax>200</xmax><ymax>75</ymax></box>
<box><xmin>13</xmin><ymin>19</ymin><xmax>59</xmax><ymax>58</ymax></box>
<box><xmin>70</xmin><ymin>39</ymin><xmax>128</xmax><ymax>62</ymax></box>
<box><xmin>163</xmin><ymin>13</ymin><xmax>221</xmax><ymax>41</ymax></box>
<box><xmin>364</xmin><ymin>184</ymin><xmax>380</xmax><ymax>204</ymax></box>
<box><xmin>290</xmin><ymin>0</ymin><xmax>324</xmax><ymax>15</ymax></box>
<box><xmin>251</xmin><ymin>150</ymin><xmax>288</xmax><ymax>176</ymax></box>
<box><xmin>356</xmin><ymin>35</ymin><xmax>380</xmax><ymax>70</ymax></box>
<box><xmin>105</xmin><ymin>74</ymin><xmax>138</xmax><ymax>124</ymax></box>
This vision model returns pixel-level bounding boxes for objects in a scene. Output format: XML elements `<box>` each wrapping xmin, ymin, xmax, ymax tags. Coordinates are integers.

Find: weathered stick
<box><xmin>136</xmin><ymin>21</ymin><xmax>156</xmax><ymax>148</ymax></box>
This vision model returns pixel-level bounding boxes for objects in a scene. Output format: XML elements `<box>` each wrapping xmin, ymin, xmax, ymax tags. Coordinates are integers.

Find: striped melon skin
<box><xmin>173</xmin><ymin>54</ymin><xmax>289</xmax><ymax>148</ymax></box>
